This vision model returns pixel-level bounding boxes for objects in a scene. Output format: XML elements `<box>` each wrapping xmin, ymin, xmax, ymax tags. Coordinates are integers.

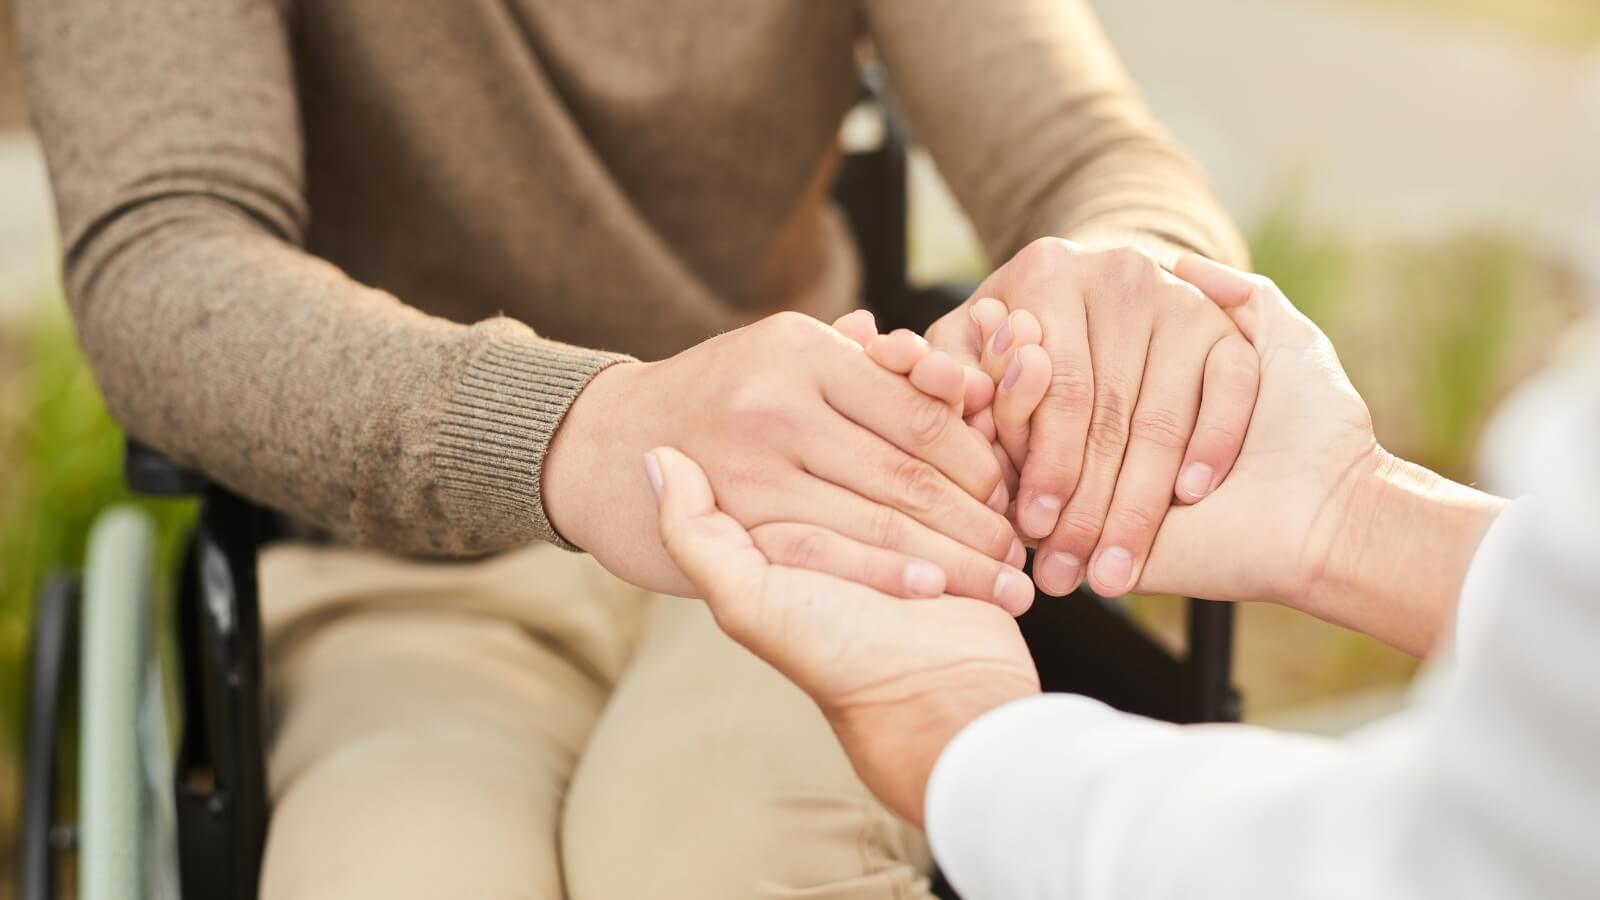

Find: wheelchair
<box><xmin>17</xmin><ymin>70</ymin><xmax>1238</xmax><ymax>900</ymax></box>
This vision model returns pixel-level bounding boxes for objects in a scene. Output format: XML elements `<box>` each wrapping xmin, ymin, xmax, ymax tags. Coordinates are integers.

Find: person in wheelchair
<box><xmin>19</xmin><ymin>2</ymin><xmax>1255</xmax><ymax>897</ymax></box>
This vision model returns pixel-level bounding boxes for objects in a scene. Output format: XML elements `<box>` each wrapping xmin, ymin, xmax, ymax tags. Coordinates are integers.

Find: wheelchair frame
<box><xmin>19</xmin><ymin>72</ymin><xmax>1238</xmax><ymax>900</ymax></box>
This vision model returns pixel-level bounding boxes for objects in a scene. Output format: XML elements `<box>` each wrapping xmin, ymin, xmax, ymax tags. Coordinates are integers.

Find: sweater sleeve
<box><xmin>864</xmin><ymin>0</ymin><xmax>1249</xmax><ymax>269</ymax></box>
<box><xmin>17</xmin><ymin>0</ymin><xmax>630</xmax><ymax>556</ymax></box>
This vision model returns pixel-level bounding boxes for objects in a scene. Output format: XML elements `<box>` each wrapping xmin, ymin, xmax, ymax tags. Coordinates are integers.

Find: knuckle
<box><xmin>766</xmin><ymin>309</ymin><xmax>816</xmax><ymax>334</ymax></box>
<box><xmin>948</xmin><ymin>548</ymin><xmax>998</xmax><ymax>596</ymax></box>
<box><xmin>724</xmin><ymin>380</ymin><xmax>800</xmax><ymax>435</ymax></box>
<box><xmin>889</xmin><ymin>456</ymin><xmax>945</xmax><ymax>515</ymax></box>
<box><xmin>1109</xmin><ymin>503</ymin><xmax>1162</xmax><ymax>539</ymax></box>
<box><xmin>870</xmin><ymin>506</ymin><xmax>905</xmax><ymax>550</ymax></box>
<box><xmin>1042</xmin><ymin>364</ymin><xmax>1093</xmax><ymax>412</ymax></box>
<box><xmin>1097</xmin><ymin>246</ymin><xmax>1159</xmax><ymax>294</ymax></box>
<box><xmin>1247</xmin><ymin>273</ymin><xmax>1281</xmax><ymax>297</ymax></box>
<box><xmin>1087</xmin><ymin>389</ymin><xmax>1131</xmax><ymax>452</ymax></box>
<box><xmin>780</xmin><ymin>526</ymin><xmax>829</xmax><ymax>571</ymax></box>
<box><xmin>1196</xmin><ymin>421</ymin><xmax>1244</xmax><ymax>450</ymax></box>
<box><xmin>760</xmin><ymin>310</ymin><xmax>826</xmax><ymax>350</ymax></box>
<box><xmin>1130</xmin><ymin>406</ymin><xmax>1191</xmax><ymax>451</ymax></box>
<box><xmin>1056</xmin><ymin>507</ymin><xmax>1105</xmax><ymax>546</ymax></box>
<box><xmin>903</xmin><ymin>394</ymin><xmax>952</xmax><ymax>447</ymax></box>
<box><xmin>1029</xmin><ymin>454</ymin><xmax>1082</xmax><ymax>495</ymax></box>
<box><xmin>1017</xmin><ymin>237</ymin><xmax>1077</xmax><ymax>279</ymax></box>
<box><xmin>981</xmin><ymin>514</ymin><xmax>1016</xmax><ymax>560</ymax></box>
<box><xmin>1219</xmin><ymin>356</ymin><xmax>1261</xmax><ymax>395</ymax></box>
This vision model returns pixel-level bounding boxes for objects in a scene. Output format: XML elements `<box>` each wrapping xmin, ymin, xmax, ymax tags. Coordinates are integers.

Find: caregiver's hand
<box><xmin>926</xmin><ymin>239</ymin><xmax>1260</xmax><ymax>598</ymax></box>
<box><xmin>646</xmin><ymin>445</ymin><xmax>1040</xmax><ymax>827</ymax></box>
<box><xmin>1139</xmin><ymin>257</ymin><xmax>1507</xmax><ymax>655</ymax></box>
<box><xmin>543</xmin><ymin>312</ymin><xmax>1033</xmax><ymax>613</ymax></box>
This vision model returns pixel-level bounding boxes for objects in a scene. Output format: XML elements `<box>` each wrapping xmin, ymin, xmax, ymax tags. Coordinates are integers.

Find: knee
<box><xmin>561</xmin><ymin>733</ymin><xmax>932</xmax><ymax>899</ymax></box>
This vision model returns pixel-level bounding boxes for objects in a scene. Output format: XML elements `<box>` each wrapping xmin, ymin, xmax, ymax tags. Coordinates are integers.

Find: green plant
<box><xmin>0</xmin><ymin>308</ymin><xmax>195</xmax><ymax>751</ymax></box>
<box><xmin>1396</xmin><ymin>239</ymin><xmax>1521</xmax><ymax>477</ymax></box>
<box><xmin>1248</xmin><ymin>198</ymin><xmax>1355</xmax><ymax>332</ymax></box>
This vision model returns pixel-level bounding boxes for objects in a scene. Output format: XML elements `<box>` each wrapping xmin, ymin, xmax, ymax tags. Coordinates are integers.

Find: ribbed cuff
<box><xmin>435</xmin><ymin>324</ymin><xmax>634</xmax><ymax>551</ymax></box>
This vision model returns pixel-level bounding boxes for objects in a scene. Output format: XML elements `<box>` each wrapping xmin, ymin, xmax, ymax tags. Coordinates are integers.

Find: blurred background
<box><xmin>0</xmin><ymin>0</ymin><xmax>1595</xmax><ymax>885</ymax></box>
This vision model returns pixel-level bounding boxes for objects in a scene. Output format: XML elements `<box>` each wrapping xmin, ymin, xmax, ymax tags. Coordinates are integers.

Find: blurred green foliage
<box><xmin>1248</xmin><ymin>200</ymin><xmax>1354</xmax><ymax>333</ymax></box>
<box><xmin>1396</xmin><ymin>241</ymin><xmax>1521</xmax><ymax>477</ymax></box>
<box><xmin>0</xmin><ymin>313</ymin><xmax>194</xmax><ymax>751</ymax></box>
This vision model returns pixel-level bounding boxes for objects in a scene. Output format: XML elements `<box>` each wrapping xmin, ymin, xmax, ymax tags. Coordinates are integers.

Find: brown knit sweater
<box><xmin>17</xmin><ymin>0</ymin><xmax>1245</xmax><ymax>557</ymax></box>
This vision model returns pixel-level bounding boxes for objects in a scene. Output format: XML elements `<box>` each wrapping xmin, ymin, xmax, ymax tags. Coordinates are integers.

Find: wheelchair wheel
<box><xmin>78</xmin><ymin>506</ymin><xmax>178</xmax><ymax>900</ymax></box>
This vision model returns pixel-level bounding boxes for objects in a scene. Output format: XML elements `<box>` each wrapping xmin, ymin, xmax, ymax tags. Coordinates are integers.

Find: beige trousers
<box><xmin>255</xmin><ymin>541</ymin><xmax>933</xmax><ymax>899</ymax></box>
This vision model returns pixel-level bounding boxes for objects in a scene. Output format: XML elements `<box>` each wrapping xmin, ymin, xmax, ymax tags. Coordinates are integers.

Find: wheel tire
<box><xmin>79</xmin><ymin>506</ymin><xmax>159</xmax><ymax>900</ymax></box>
<box><xmin>18</xmin><ymin>574</ymin><xmax>79</xmax><ymax>900</ymax></box>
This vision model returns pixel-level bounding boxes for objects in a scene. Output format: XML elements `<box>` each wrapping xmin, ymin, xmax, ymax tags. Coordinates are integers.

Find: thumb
<box><xmin>1172</xmin><ymin>255</ymin><xmax>1320</xmax><ymax>349</ymax></box>
<box><xmin>648</xmin><ymin>447</ymin><xmax>769</xmax><ymax>609</ymax></box>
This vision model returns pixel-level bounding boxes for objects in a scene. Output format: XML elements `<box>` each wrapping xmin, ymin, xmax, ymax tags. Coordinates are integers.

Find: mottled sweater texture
<box><xmin>18</xmin><ymin>0</ymin><xmax>1245</xmax><ymax>556</ymax></box>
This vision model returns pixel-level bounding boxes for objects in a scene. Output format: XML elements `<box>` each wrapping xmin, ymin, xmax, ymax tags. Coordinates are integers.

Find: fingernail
<box><xmin>904</xmin><ymin>560</ymin><xmax>945</xmax><ymax>597</ymax></box>
<box><xmin>990</xmin><ymin>316</ymin><xmax>1014</xmax><ymax>355</ymax></box>
<box><xmin>643</xmin><ymin>452</ymin><xmax>664</xmax><ymax>497</ymax></box>
<box><xmin>1037</xmin><ymin>552</ymin><xmax>1080</xmax><ymax>596</ymax></box>
<box><xmin>1001</xmin><ymin>354</ymin><xmax>1022</xmax><ymax>390</ymax></box>
<box><xmin>1021</xmin><ymin>495</ymin><xmax>1062</xmax><ymax>538</ymax></box>
<box><xmin>987</xmin><ymin>481</ymin><xmax>1009</xmax><ymax>512</ymax></box>
<box><xmin>1007</xmin><ymin>537</ymin><xmax>1026</xmax><ymax>569</ymax></box>
<box><xmin>1178</xmin><ymin>462</ymin><xmax>1215</xmax><ymax>500</ymax></box>
<box><xmin>1093</xmin><ymin>547</ymin><xmax>1133</xmax><ymax>593</ymax></box>
<box><xmin>992</xmin><ymin>567</ymin><xmax>1033</xmax><ymax>612</ymax></box>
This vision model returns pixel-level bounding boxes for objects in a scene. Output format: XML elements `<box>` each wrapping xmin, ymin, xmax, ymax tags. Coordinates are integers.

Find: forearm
<box><xmin>74</xmin><ymin>202</ymin><xmax>629</xmax><ymax>555</ymax></box>
<box><xmin>23</xmin><ymin>0</ymin><xmax>633</xmax><ymax>557</ymax></box>
<box><xmin>1044</xmin><ymin>148</ymin><xmax>1251</xmax><ymax>271</ymax></box>
<box><xmin>1307</xmin><ymin>451</ymin><xmax>1507</xmax><ymax>655</ymax></box>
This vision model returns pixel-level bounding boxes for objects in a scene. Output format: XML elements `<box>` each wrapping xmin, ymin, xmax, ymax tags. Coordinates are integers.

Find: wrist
<box><xmin>834</xmin><ymin>672</ymin><xmax>1039</xmax><ymax>828</ymax></box>
<box><xmin>541</xmin><ymin>360</ymin><xmax>648</xmax><ymax>549</ymax></box>
<box><xmin>1308</xmin><ymin>449</ymin><xmax>1507</xmax><ymax>655</ymax></box>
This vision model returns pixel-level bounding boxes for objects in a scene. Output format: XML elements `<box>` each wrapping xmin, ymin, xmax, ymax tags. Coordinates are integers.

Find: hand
<box><xmin>646</xmin><ymin>445</ymin><xmax>1040</xmax><ymax>826</ymax></box>
<box><xmin>1140</xmin><ymin>257</ymin><xmax>1505</xmax><ymax>654</ymax></box>
<box><xmin>833</xmin><ymin>306</ymin><xmax>1051</xmax><ymax>515</ymax></box>
<box><xmin>926</xmin><ymin>239</ymin><xmax>1260</xmax><ymax>598</ymax></box>
<box><xmin>543</xmin><ymin>311</ymin><xmax>1034</xmax><ymax>612</ymax></box>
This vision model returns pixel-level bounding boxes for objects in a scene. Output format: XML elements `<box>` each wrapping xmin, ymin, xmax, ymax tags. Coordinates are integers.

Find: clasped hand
<box><xmin>545</xmin><ymin>238</ymin><xmax>1258</xmax><ymax>610</ymax></box>
<box><xmin>650</xmin><ymin>253</ymin><xmax>1393</xmax><ymax>825</ymax></box>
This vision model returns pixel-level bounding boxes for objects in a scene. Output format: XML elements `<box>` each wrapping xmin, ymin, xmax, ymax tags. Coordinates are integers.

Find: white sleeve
<box><xmin>926</xmin><ymin>374</ymin><xmax>1600</xmax><ymax>899</ymax></box>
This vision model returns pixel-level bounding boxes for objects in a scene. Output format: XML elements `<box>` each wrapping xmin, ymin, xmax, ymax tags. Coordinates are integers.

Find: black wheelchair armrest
<box><xmin>125</xmin><ymin>439</ymin><xmax>210</xmax><ymax>497</ymax></box>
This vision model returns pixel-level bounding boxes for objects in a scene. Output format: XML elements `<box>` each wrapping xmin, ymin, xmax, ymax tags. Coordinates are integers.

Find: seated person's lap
<box><xmin>258</xmin><ymin>541</ymin><xmax>932</xmax><ymax>899</ymax></box>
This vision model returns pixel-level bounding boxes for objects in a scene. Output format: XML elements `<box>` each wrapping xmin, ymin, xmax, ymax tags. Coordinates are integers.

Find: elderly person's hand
<box><xmin>645</xmin><ymin>444</ymin><xmax>1040</xmax><ymax>827</ymax></box>
<box><xmin>925</xmin><ymin>240</ymin><xmax>1260</xmax><ymax>598</ymax></box>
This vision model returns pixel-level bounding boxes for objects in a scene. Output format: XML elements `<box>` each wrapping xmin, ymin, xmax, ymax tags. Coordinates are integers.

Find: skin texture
<box><xmin>832</xmin><ymin>305</ymin><xmax>1052</xmax><ymax>519</ymax></box>
<box><xmin>1139</xmin><ymin>257</ymin><xmax>1506</xmax><ymax>654</ymax></box>
<box><xmin>656</xmin><ymin>256</ymin><xmax>1506</xmax><ymax>827</ymax></box>
<box><xmin>542</xmin><ymin>310</ymin><xmax>1034</xmax><ymax>614</ymax></box>
<box><xmin>645</xmin><ymin>445</ymin><xmax>1040</xmax><ymax>827</ymax></box>
<box><xmin>925</xmin><ymin>239</ymin><xmax>1260</xmax><ymax>599</ymax></box>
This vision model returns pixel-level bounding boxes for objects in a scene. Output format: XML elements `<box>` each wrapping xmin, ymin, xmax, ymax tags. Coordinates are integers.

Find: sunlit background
<box><xmin>1</xmin><ymin>0</ymin><xmax>1595</xmax><ymax>883</ymax></box>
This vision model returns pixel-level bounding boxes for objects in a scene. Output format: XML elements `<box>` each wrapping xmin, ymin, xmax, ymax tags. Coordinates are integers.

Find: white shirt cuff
<box><xmin>924</xmin><ymin>693</ymin><xmax>1175</xmax><ymax>900</ymax></box>
<box><xmin>1451</xmin><ymin>496</ymin><xmax>1528</xmax><ymax>661</ymax></box>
